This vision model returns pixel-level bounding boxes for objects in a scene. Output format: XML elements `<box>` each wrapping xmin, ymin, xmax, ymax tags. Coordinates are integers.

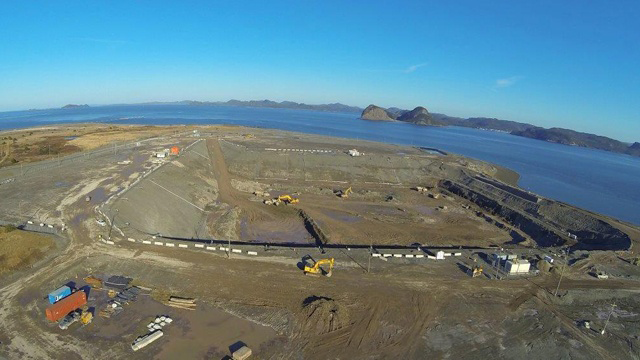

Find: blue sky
<box><xmin>0</xmin><ymin>1</ymin><xmax>638</xmax><ymax>142</ymax></box>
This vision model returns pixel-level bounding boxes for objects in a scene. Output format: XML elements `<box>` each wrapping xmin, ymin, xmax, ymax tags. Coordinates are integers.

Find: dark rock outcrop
<box><xmin>397</xmin><ymin>106</ymin><xmax>439</xmax><ymax>125</ymax></box>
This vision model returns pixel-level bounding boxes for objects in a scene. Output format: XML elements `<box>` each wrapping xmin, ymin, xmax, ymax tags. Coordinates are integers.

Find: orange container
<box><xmin>170</xmin><ymin>146</ymin><xmax>180</xmax><ymax>155</ymax></box>
<box><xmin>45</xmin><ymin>291</ymin><xmax>87</xmax><ymax>322</ymax></box>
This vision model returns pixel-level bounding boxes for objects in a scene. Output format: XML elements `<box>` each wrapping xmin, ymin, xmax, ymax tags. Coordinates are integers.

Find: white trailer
<box><xmin>131</xmin><ymin>330</ymin><xmax>163</xmax><ymax>351</ymax></box>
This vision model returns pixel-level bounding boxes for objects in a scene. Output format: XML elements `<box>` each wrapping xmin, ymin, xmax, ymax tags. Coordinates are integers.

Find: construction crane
<box><xmin>336</xmin><ymin>186</ymin><xmax>352</xmax><ymax>198</ymax></box>
<box><xmin>304</xmin><ymin>258</ymin><xmax>335</xmax><ymax>277</ymax></box>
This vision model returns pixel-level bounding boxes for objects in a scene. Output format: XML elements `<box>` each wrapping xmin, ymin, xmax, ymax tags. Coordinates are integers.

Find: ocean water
<box><xmin>1</xmin><ymin>104</ymin><xmax>639</xmax><ymax>225</ymax></box>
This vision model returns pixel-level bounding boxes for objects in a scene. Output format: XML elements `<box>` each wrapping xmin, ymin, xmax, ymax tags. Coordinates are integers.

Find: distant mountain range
<box><xmin>61</xmin><ymin>104</ymin><xmax>90</xmax><ymax>109</ymax></box>
<box><xmin>136</xmin><ymin>99</ymin><xmax>363</xmax><ymax>113</ymax></box>
<box><xmin>55</xmin><ymin>99</ymin><xmax>636</xmax><ymax>157</ymax></box>
<box><xmin>512</xmin><ymin>127</ymin><xmax>640</xmax><ymax>157</ymax></box>
<box><xmin>360</xmin><ymin>104</ymin><xmax>639</xmax><ymax>158</ymax></box>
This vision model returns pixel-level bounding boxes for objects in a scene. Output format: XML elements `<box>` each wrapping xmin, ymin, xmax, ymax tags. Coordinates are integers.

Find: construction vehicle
<box><xmin>336</xmin><ymin>187</ymin><xmax>352</xmax><ymax>198</ymax></box>
<box><xmin>304</xmin><ymin>258</ymin><xmax>335</xmax><ymax>277</ymax></box>
<box><xmin>81</xmin><ymin>310</ymin><xmax>93</xmax><ymax>325</ymax></box>
<box><xmin>264</xmin><ymin>194</ymin><xmax>299</xmax><ymax>206</ymax></box>
<box><xmin>278</xmin><ymin>194</ymin><xmax>299</xmax><ymax>204</ymax></box>
<box><xmin>471</xmin><ymin>265</ymin><xmax>483</xmax><ymax>278</ymax></box>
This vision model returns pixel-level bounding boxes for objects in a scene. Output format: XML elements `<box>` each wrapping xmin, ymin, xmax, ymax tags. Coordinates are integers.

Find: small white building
<box><xmin>505</xmin><ymin>259</ymin><xmax>530</xmax><ymax>274</ymax></box>
<box><xmin>155</xmin><ymin>152</ymin><xmax>166</xmax><ymax>158</ymax></box>
<box><xmin>348</xmin><ymin>149</ymin><xmax>361</xmax><ymax>157</ymax></box>
<box><xmin>436</xmin><ymin>251</ymin><xmax>445</xmax><ymax>260</ymax></box>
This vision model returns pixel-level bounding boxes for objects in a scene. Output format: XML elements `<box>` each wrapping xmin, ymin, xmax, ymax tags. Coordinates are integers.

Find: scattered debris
<box><xmin>84</xmin><ymin>275</ymin><xmax>103</xmax><ymax>289</ymax></box>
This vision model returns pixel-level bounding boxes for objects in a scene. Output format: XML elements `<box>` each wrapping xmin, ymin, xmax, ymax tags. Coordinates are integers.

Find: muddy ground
<box><xmin>0</xmin><ymin>125</ymin><xmax>639</xmax><ymax>359</ymax></box>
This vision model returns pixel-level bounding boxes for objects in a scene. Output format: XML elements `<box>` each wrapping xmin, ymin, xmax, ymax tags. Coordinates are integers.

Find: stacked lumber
<box><xmin>165</xmin><ymin>296</ymin><xmax>196</xmax><ymax>310</ymax></box>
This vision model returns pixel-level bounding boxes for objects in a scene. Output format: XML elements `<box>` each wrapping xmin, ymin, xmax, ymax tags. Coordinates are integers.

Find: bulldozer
<box><xmin>304</xmin><ymin>257</ymin><xmax>335</xmax><ymax>277</ymax></box>
<box><xmin>336</xmin><ymin>186</ymin><xmax>352</xmax><ymax>198</ymax></box>
<box><xmin>471</xmin><ymin>265</ymin><xmax>483</xmax><ymax>278</ymax></box>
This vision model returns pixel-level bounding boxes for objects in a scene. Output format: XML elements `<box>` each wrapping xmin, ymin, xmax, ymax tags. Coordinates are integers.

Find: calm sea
<box><xmin>1</xmin><ymin>104</ymin><xmax>639</xmax><ymax>225</ymax></box>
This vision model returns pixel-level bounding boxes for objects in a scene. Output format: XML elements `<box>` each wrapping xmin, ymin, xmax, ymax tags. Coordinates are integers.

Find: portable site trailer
<box><xmin>504</xmin><ymin>259</ymin><xmax>531</xmax><ymax>274</ymax></box>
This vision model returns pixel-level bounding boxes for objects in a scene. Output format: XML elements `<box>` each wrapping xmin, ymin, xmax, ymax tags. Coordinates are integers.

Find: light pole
<box><xmin>601</xmin><ymin>303</ymin><xmax>617</xmax><ymax>335</ymax></box>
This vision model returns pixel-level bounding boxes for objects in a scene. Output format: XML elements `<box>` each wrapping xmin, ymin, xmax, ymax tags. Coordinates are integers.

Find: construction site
<box><xmin>0</xmin><ymin>124</ymin><xmax>640</xmax><ymax>359</ymax></box>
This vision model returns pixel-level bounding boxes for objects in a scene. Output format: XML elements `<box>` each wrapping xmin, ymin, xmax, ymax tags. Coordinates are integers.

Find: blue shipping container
<box><xmin>48</xmin><ymin>286</ymin><xmax>72</xmax><ymax>304</ymax></box>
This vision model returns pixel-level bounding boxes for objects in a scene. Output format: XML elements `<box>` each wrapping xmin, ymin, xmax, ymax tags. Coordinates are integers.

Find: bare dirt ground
<box><xmin>0</xmin><ymin>125</ymin><xmax>639</xmax><ymax>359</ymax></box>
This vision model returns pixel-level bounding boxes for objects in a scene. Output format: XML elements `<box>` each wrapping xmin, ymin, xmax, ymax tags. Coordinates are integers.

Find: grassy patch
<box><xmin>0</xmin><ymin>226</ymin><xmax>54</xmax><ymax>276</ymax></box>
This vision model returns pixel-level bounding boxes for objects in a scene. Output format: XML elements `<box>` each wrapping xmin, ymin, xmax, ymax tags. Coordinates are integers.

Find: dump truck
<box><xmin>46</xmin><ymin>291</ymin><xmax>87</xmax><ymax>322</ymax></box>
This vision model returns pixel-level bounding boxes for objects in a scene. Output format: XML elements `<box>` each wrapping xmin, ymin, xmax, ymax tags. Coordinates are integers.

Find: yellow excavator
<box><xmin>278</xmin><ymin>194</ymin><xmax>299</xmax><ymax>204</ymax></box>
<box><xmin>304</xmin><ymin>258</ymin><xmax>335</xmax><ymax>277</ymax></box>
<box><xmin>471</xmin><ymin>265</ymin><xmax>483</xmax><ymax>278</ymax></box>
<box><xmin>336</xmin><ymin>187</ymin><xmax>352</xmax><ymax>198</ymax></box>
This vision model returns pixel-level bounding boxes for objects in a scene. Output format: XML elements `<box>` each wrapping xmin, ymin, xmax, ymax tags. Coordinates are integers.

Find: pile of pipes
<box><xmin>165</xmin><ymin>296</ymin><xmax>196</xmax><ymax>310</ymax></box>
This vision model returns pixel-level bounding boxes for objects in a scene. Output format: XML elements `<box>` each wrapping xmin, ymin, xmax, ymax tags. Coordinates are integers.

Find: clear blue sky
<box><xmin>1</xmin><ymin>1</ymin><xmax>638</xmax><ymax>142</ymax></box>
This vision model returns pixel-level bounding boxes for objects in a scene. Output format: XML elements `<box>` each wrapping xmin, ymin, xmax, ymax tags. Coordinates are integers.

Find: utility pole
<box><xmin>601</xmin><ymin>303</ymin><xmax>617</xmax><ymax>335</ymax></box>
<box><xmin>228</xmin><ymin>238</ymin><xmax>231</xmax><ymax>259</ymax></box>
<box><xmin>367</xmin><ymin>241</ymin><xmax>372</xmax><ymax>274</ymax></box>
<box><xmin>108</xmin><ymin>209</ymin><xmax>119</xmax><ymax>239</ymax></box>
<box><xmin>554</xmin><ymin>249</ymin><xmax>567</xmax><ymax>297</ymax></box>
